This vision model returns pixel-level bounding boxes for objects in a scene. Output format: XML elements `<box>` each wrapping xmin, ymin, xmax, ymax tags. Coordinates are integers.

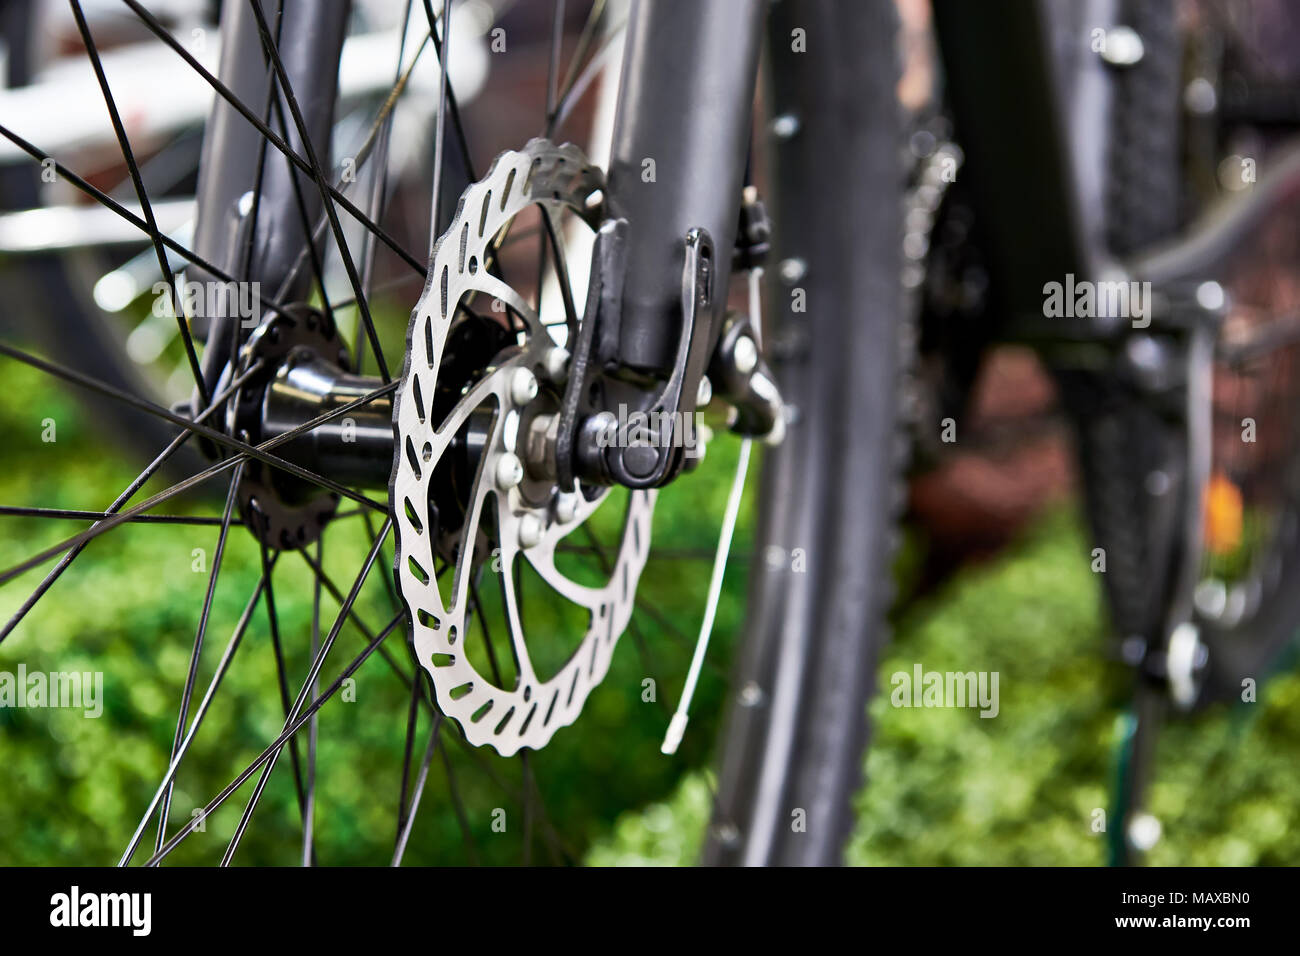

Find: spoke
<box><xmin>329</xmin><ymin>269</ymin><xmax>426</xmax><ymax>314</ymax></box>
<box><xmin>276</xmin><ymin>30</ymin><xmax>433</xmax><ymax>306</ymax></box>
<box><xmin>394</xmin><ymin>665</ymin><xmax>424</xmax><ymax>848</ymax></box>
<box><xmin>118</xmin><ymin>561</ymin><xmax>275</xmax><ymax>866</ymax></box>
<box><xmin>0</xmin><ymin>361</ymin><xmax>264</xmax><ymax>643</ymax></box>
<box><xmin>267</xmin><ymin>90</ymin><xmax>335</xmax><ymax>321</ymax></box>
<box><xmin>425</xmin><ymin>0</ymin><xmax>454</xmax><ymax>250</ymax></box>
<box><xmin>392</xmin><ymin>701</ymin><xmax>443</xmax><ymax>866</ymax></box>
<box><xmin>0</xmin><ymin>507</ymin><xmax>240</xmax><ymax>527</ymax></box>
<box><xmin>259</xmin><ymin>536</ymin><xmax>314</xmax><ymax>856</ymax></box>
<box><xmin>579</xmin><ymin>524</ymin><xmax>672</xmax><ymax>701</ymax></box>
<box><xmin>541</xmin><ymin>205</ymin><xmax>581</xmax><ymax>342</ymax></box>
<box><xmin>546</xmin><ymin>14</ymin><xmax>628</xmax><ymax>138</ymax></box>
<box><xmin>0</xmin><ymin>366</ymin><xmax>397</xmax><ymax>591</ymax></box>
<box><xmin>0</xmin><ymin>341</ymin><xmax>389</xmax><ymax>520</ymax></box>
<box><xmin>120</xmin><ymin>0</ymin><xmax>428</xmax><ymax>281</ymax></box>
<box><xmin>0</xmin><ymin>123</ymin><xmax>302</xmax><ymax>326</ymax></box>
<box><xmin>154</xmin><ymin>461</ymin><xmax>245</xmax><ymax>851</ymax></box>
<box><xmin>298</xmin><ymin>548</ymin><xmax>421</xmax><ymax>692</ymax></box>
<box><xmin>68</xmin><ymin>0</ymin><xmax>209</xmax><ymax>407</ymax></box>
<box><xmin>303</xmin><ymin>535</ymin><xmax>323</xmax><ymax>866</ymax></box>
<box><xmin>545</xmin><ymin>0</ymin><xmax>566</xmax><ymax>118</ymax></box>
<box><xmin>422</xmin><ymin>0</ymin><xmax>478</xmax><ymax>182</ymax></box>
<box><xmin>245</xmin><ymin>0</ymin><xmax>392</xmax><ymax>383</ymax></box>
<box><xmin>555</xmin><ymin>0</ymin><xmax>605</xmax><ymax>120</ymax></box>
<box><xmin>439</xmin><ymin>744</ymin><xmax>479</xmax><ymax>864</ymax></box>
<box><xmin>219</xmin><ymin>519</ymin><xmax>393</xmax><ymax>865</ymax></box>
<box><xmin>141</xmin><ymin>609</ymin><xmax>406</xmax><ymax>867</ymax></box>
<box><xmin>469</xmin><ymin>576</ymin><xmax>506</xmax><ymax>686</ymax></box>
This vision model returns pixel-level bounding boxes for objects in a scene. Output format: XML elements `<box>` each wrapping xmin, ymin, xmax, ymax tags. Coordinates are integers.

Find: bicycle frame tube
<box><xmin>932</xmin><ymin>0</ymin><xmax>1108</xmax><ymax>337</ymax></box>
<box><xmin>602</xmin><ymin>0</ymin><xmax>766</xmax><ymax>375</ymax></box>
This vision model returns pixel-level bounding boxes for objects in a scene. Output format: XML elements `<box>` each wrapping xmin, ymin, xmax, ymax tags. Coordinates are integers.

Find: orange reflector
<box><xmin>1205</xmin><ymin>471</ymin><xmax>1243</xmax><ymax>556</ymax></box>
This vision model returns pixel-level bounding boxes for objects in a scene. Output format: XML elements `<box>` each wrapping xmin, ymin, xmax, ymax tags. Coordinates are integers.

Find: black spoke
<box><xmin>220</xmin><ymin>519</ymin><xmax>394</xmax><ymax>865</ymax></box>
<box><xmin>392</xmin><ymin>700</ymin><xmax>443</xmax><ymax>866</ymax></box>
<box><xmin>245</xmin><ymin>0</ymin><xmax>392</xmax><ymax>383</ymax></box>
<box><xmin>0</xmin><ymin>507</ymin><xmax>240</xmax><ymax>527</ymax></box>
<box><xmin>554</xmin><ymin>0</ymin><xmax>605</xmax><ymax>123</ymax></box>
<box><xmin>422</xmin><ymin>0</ymin><xmax>478</xmax><ymax>183</ymax></box>
<box><xmin>546</xmin><ymin>13</ymin><xmax>628</xmax><ymax>138</ymax></box>
<box><xmin>276</xmin><ymin>29</ymin><xmax>433</xmax><ymax>307</ymax></box>
<box><xmin>0</xmin><ymin>361</ymin><xmax>264</xmax><ymax>643</ymax></box>
<box><xmin>541</xmin><ymin>205</ymin><xmax>581</xmax><ymax>342</ymax></box>
<box><xmin>154</xmin><ymin>461</ymin><xmax>246</xmax><ymax>851</ymax></box>
<box><xmin>439</xmin><ymin>745</ymin><xmax>479</xmax><ymax>864</ymax></box>
<box><xmin>394</xmin><ymin>666</ymin><xmax>424</xmax><ymax>849</ymax></box>
<box><xmin>118</xmin><ymin>559</ymin><xmax>276</xmax><ymax>866</ymax></box>
<box><xmin>142</xmin><ymin>609</ymin><xmax>407</xmax><ymax>866</ymax></box>
<box><xmin>120</xmin><ymin>0</ymin><xmax>428</xmax><ymax>282</ymax></box>
<box><xmin>303</xmin><ymin>536</ymin><xmax>323</xmax><ymax>866</ymax></box>
<box><xmin>259</xmin><ymin>535</ymin><xmax>314</xmax><ymax>858</ymax></box>
<box><xmin>68</xmin><ymin>0</ymin><xmax>210</xmax><ymax>407</ymax></box>
<box><xmin>298</xmin><ymin>548</ymin><xmax>422</xmax><ymax>694</ymax></box>
<box><xmin>545</xmin><ymin>0</ymin><xmax>567</xmax><ymax>119</ymax></box>
<box><xmin>0</xmin><ymin>363</ymin><xmax>397</xmax><ymax>590</ymax></box>
<box><xmin>0</xmin><ymin>123</ymin><xmax>303</xmax><ymax>326</ymax></box>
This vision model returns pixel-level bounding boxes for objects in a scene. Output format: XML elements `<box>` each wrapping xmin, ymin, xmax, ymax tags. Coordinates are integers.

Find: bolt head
<box><xmin>518</xmin><ymin>512</ymin><xmax>544</xmax><ymax>550</ymax></box>
<box><xmin>495</xmin><ymin>453</ymin><xmax>523</xmax><ymax>490</ymax></box>
<box><xmin>554</xmin><ymin>491</ymin><xmax>579</xmax><ymax>524</ymax></box>
<box><xmin>510</xmin><ymin>367</ymin><xmax>538</xmax><ymax>406</ymax></box>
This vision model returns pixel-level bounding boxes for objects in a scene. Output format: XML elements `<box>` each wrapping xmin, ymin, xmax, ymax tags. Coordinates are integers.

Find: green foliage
<box><xmin>590</xmin><ymin>508</ymin><xmax>1300</xmax><ymax>865</ymax></box>
<box><xmin>0</xmin><ymin>355</ymin><xmax>748</xmax><ymax>864</ymax></box>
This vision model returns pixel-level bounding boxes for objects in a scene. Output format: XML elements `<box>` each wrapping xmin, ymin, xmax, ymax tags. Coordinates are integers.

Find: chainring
<box><xmin>391</xmin><ymin>139</ymin><xmax>656</xmax><ymax>755</ymax></box>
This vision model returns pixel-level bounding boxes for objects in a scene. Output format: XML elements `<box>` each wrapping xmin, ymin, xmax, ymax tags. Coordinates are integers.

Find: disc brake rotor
<box><xmin>391</xmin><ymin>139</ymin><xmax>656</xmax><ymax>755</ymax></box>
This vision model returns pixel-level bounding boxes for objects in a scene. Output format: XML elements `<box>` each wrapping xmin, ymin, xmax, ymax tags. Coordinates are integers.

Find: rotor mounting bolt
<box><xmin>495</xmin><ymin>453</ymin><xmax>524</xmax><ymax>490</ymax></box>
<box><xmin>554</xmin><ymin>491</ymin><xmax>579</xmax><ymax>524</ymax></box>
<box><xmin>510</xmin><ymin>367</ymin><xmax>539</xmax><ymax>406</ymax></box>
<box><xmin>518</xmin><ymin>512</ymin><xmax>544</xmax><ymax>550</ymax></box>
<box><xmin>733</xmin><ymin>336</ymin><xmax>758</xmax><ymax>376</ymax></box>
<box><xmin>542</xmin><ymin>347</ymin><xmax>570</xmax><ymax>383</ymax></box>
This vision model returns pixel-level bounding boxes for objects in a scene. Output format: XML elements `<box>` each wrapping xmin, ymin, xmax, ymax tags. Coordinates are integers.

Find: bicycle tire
<box><xmin>704</xmin><ymin>0</ymin><xmax>906</xmax><ymax>866</ymax></box>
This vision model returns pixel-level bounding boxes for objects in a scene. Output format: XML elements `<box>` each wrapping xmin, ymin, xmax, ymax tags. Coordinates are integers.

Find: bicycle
<box><xmin>0</xmin><ymin>0</ymin><xmax>1296</xmax><ymax>867</ymax></box>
